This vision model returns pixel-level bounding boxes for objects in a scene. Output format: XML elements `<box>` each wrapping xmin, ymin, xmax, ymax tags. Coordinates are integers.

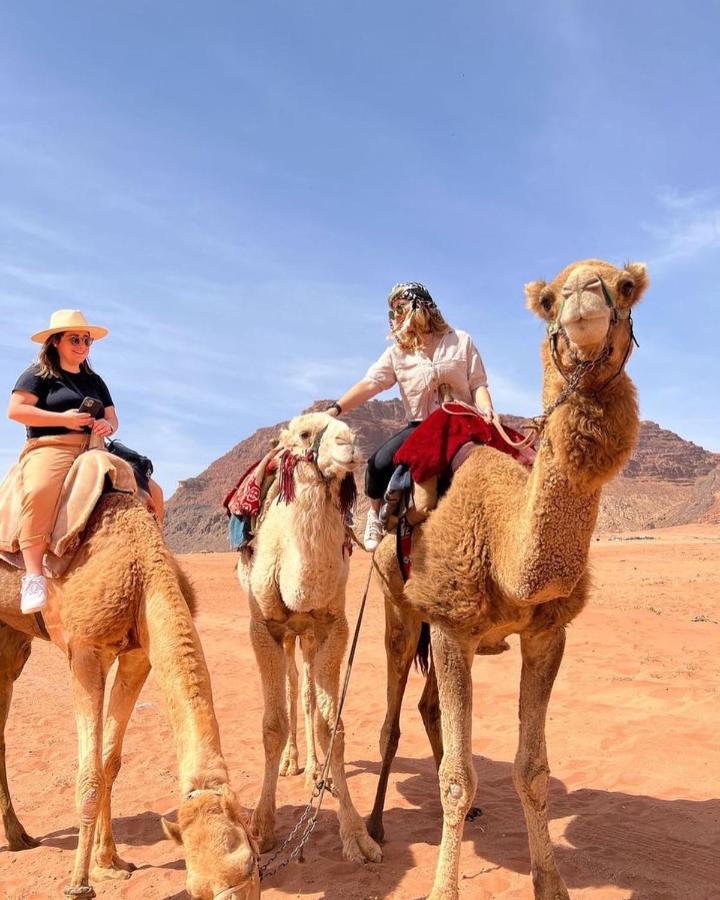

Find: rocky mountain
<box><xmin>164</xmin><ymin>400</ymin><xmax>720</xmax><ymax>552</ymax></box>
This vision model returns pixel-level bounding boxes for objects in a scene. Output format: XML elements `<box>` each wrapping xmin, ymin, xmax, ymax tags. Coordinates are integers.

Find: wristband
<box><xmin>328</xmin><ymin>401</ymin><xmax>343</xmax><ymax>416</ymax></box>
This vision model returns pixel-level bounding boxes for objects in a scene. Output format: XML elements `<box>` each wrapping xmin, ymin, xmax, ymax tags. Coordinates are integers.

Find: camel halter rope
<box><xmin>257</xmin><ymin>553</ymin><xmax>375</xmax><ymax>882</ymax></box>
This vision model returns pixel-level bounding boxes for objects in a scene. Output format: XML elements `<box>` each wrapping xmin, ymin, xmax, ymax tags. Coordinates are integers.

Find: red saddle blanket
<box><xmin>393</xmin><ymin>404</ymin><xmax>531</xmax><ymax>483</ymax></box>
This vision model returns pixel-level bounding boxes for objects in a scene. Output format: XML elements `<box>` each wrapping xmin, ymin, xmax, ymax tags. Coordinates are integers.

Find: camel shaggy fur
<box><xmin>368</xmin><ymin>259</ymin><xmax>648</xmax><ymax>899</ymax></box>
<box><xmin>0</xmin><ymin>493</ymin><xmax>259</xmax><ymax>900</ymax></box>
<box><xmin>237</xmin><ymin>412</ymin><xmax>382</xmax><ymax>865</ymax></box>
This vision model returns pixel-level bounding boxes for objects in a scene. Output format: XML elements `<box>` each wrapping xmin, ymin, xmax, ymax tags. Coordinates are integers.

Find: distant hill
<box><xmin>164</xmin><ymin>400</ymin><xmax>720</xmax><ymax>552</ymax></box>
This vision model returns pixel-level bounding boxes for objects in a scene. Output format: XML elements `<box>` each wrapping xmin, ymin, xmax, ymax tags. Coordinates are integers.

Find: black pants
<box><xmin>365</xmin><ymin>422</ymin><xmax>419</xmax><ymax>501</ymax></box>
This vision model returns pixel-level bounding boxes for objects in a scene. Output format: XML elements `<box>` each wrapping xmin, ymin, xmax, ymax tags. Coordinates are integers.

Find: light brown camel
<box><xmin>237</xmin><ymin>412</ymin><xmax>382</xmax><ymax>865</ymax></box>
<box><xmin>0</xmin><ymin>492</ymin><xmax>260</xmax><ymax>900</ymax></box>
<box><xmin>368</xmin><ymin>259</ymin><xmax>648</xmax><ymax>899</ymax></box>
<box><xmin>278</xmin><ymin>631</ymin><xmax>320</xmax><ymax>789</ymax></box>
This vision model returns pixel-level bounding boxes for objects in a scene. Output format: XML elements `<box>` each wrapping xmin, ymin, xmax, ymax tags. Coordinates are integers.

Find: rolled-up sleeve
<box><xmin>466</xmin><ymin>337</ymin><xmax>488</xmax><ymax>390</ymax></box>
<box><xmin>364</xmin><ymin>347</ymin><xmax>397</xmax><ymax>391</ymax></box>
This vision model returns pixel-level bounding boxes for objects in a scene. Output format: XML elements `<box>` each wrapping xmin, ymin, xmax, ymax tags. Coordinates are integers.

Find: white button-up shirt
<box><xmin>364</xmin><ymin>328</ymin><xmax>488</xmax><ymax>421</ymax></box>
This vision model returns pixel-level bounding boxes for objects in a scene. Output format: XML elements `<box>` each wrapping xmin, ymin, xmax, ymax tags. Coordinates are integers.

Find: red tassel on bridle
<box><xmin>278</xmin><ymin>450</ymin><xmax>299</xmax><ymax>504</ymax></box>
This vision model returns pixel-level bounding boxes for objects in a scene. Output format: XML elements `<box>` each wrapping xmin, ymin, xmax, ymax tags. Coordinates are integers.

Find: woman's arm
<box><xmin>92</xmin><ymin>405</ymin><xmax>119</xmax><ymax>438</ymax></box>
<box><xmin>7</xmin><ymin>391</ymin><xmax>93</xmax><ymax>430</ymax></box>
<box><xmin>474</xmin><ymin>385</ymin><xmax>494</xmax><ymax>420</ymax></box>
<box><xmin>329</xmin><ymin>378</ymin><xmax>385</xmax><ymax>416</ymax></box>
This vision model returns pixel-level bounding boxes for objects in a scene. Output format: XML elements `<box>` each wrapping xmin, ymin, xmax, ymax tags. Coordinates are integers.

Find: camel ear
<box><xmin>525</xmin><ymin>280</ymin><xmax>553</xmax><ymax>321</ymax></box>
<box><xmin>624</xmin><ymin>262</ymin><xmax>649</xmax><ymax>305</ymax></box>
<box><xmin>161</xmin><ymin>816</ymin><xmax>183</xmax><ymax>845</ymax></box>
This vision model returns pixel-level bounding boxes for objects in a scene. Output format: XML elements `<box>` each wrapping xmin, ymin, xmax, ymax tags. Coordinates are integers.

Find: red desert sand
<box><xmin>1</xmin><ymin>525</ymin><xmax>718</xmax><ymax>899</ymax></box>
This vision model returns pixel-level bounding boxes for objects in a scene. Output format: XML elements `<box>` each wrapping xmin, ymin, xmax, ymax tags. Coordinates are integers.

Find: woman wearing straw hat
<box><xmin>7</xmin><ymin>310</ymin><xmax>119</xmax><ymax>614</ymax></box>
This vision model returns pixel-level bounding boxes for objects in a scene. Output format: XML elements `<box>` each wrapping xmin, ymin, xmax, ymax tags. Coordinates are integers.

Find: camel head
<box><xmin>162</xmin><ymin>786</ymin><xmax>260</xmax><ymax>900</ymax></box>
<box><xmin>525</xmin><ymin>259</ymin><xmax>649</xmax><ymax>381</ymax></box>
<box><xmin>278</xmin><ymin>411</ymin><xmax>361</xmax><ymax>482</ymax></box>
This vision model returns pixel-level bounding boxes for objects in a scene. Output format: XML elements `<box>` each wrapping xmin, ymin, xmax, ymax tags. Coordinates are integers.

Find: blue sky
<box><xmin>1</xmin><ymin>1</ymin><xmax>718</xmax><ymax>493</ymax></box>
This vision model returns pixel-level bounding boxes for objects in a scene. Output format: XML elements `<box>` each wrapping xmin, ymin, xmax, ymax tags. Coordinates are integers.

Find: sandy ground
<box><xmin>1</xmin><ymin>525</ymin><xmax>718</xmax><ymax>899</ymax></box>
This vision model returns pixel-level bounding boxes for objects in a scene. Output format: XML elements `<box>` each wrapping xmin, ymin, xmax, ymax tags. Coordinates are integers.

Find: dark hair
<box><xmin>36</xmin><ymin>334</ymin><xmax>94</xmax><ymax>378</ymax></box>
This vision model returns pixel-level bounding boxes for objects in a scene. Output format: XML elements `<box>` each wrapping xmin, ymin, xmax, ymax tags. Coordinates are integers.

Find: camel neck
<box><xmin>508</xmin><ymin>372</ymin><xmax>638</xmax><ymax>603</ymax></box>
<box><xmin>287</xmin><ymin>478</ymin><xmax>345</xmax><ymax>549</ymax></box>
<box><xmin>142</xmin><ymin>568</ymin><xmax>229</xmax><ymax>795</ymax></box>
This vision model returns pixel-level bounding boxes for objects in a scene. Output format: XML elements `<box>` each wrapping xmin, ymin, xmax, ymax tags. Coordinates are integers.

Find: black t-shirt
<box><xmin>13</xmin><ymin>364</ymin><xmax>114</xmax><ymax>438</ymax></box>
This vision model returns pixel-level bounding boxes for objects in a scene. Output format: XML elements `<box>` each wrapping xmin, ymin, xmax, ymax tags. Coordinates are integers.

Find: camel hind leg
<box><xmin>92</xmin><ymin>649</ymin><xmax>151</xmax><ymax>881</ymax></box>
<box><xmin>0</xmin><ymin>623</ymin><xmax>37</xmax><ymax>851</ymax></box>
<box><xmin>366</xmin><ymin>598</ymin><xmax>421</xmax><ymax>843</ymax></box>
<box><xmin>279</xmin><ymin>634</ymin><xmax>300</xmax><ymax>777</ymax></box>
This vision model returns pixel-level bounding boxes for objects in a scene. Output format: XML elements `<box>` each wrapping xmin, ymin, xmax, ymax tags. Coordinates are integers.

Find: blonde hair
<box><xmin>387</xmin><ymin>282</ymin><xmax>450</xmax><ymax>353</ymax></box>
<box><xmin>36</xmin><ymin>335</ymin><xmax>94</xmax><ymax>378</ymax></box>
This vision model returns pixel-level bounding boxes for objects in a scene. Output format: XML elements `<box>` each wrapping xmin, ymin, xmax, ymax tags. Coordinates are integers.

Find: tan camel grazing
<box><xmin>0</xmin><ymin>492</ymin><xmax>260</xmax><ymax>900</ymax></box>
<box><xmin>368</xmin><ymin>259</ymin><xmax>648</xmax><ymax>899</ymax></box>
<box><xmin>237</xmin><ymin>412</ymin><xmax>382</xmax><ymax>865</ymax></box>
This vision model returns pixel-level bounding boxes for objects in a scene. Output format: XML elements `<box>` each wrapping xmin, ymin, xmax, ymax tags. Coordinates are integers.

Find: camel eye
<box><xmin>300</xmin><ymin>430</ymin><xmax>311</xmax><ymax>440</ymax></box>
<box><xmin>540</xmin><ymin>291</ymin><xmax>554</xmax><ymax>313</ymax></box>
<box><xmin>619</xmin><ymin>279</ymin><xmax>634</xmax><ymax>298</ymax></box>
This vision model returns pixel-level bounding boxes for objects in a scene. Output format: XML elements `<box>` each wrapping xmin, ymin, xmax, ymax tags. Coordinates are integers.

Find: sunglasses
<box><xmin>388</xmin><ymin>303</ymin><xmax>409</xmax><ymax>324</ymax></box>
<box><xmin>63</xmin><ymin>334</ymin><xmax>94</xmax><ymax>347</ymax></box>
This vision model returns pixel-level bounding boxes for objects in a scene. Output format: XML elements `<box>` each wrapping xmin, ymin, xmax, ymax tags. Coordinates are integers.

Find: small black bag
<box><xmin>106</xmin><ymin>440</ymin><xmax>154</xmax><ymax>494</ymax></box>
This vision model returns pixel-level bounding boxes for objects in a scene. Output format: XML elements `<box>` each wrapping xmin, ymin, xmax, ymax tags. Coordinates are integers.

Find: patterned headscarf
<box><xmin>387</xmin><ymin>282</ymin><xmax>437</xmax><ymax>320</ymax></box>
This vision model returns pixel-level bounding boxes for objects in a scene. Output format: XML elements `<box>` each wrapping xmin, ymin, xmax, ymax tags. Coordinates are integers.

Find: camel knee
<box><xmin>103</xmin><ymin>751</ymin><xmax>122</xmax><ymax>784</ymax></box>
<box><xmin>379</xmin><ymin>721</ymin><xmax>400</xmax><ymax>758</ymax></box>
<box><xmin>262</xmin><ymin>714</ymin><xmax>289</xmax><ymax>756</ymax></box>
<box><xmin>513</xmin><ymin>756</ymin><xmax>549</xmax><ymax>808</ymax></box>
<box><xmin>77</xmin><ymin>772</ymin><xmax>105</xmax><ymax>825</ymax></box>
<box><xmin>438</xmin><ymin>761</ymin><xmax>476</xmax><ymax>825</ymax></box>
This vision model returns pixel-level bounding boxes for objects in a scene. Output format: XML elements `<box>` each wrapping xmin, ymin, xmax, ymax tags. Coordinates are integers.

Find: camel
<box><xmin>0</xmin><ymin>492</ymin><xmax>260</xmax><ymax>900</ymax></box>
<box><xmin>237</xmin><ymin>412</ymin><xmax>382</xmax><ymax>866</ymax></box>
<box><xmin>368</xmin><ymin>259</ymin><xmax>648</xmax><ymax>899</ymax></box>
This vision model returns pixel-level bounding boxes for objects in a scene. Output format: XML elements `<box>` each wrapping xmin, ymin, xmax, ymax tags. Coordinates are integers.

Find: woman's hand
<box><xmin>91</xmin><ymin>418</ymin><xmax>114</xmax><ymax>437</ymax></box>
<box><xmin>61</xmin><ymin>409</ymin><xmax>94</xmax><ymax>430</ymax></box>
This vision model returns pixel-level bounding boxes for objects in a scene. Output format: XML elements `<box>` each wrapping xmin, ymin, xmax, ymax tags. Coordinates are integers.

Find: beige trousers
<box><xmin>18</xmin><ymin>432</ymin><xmax>102</xmax><ymax>550</ymax></box>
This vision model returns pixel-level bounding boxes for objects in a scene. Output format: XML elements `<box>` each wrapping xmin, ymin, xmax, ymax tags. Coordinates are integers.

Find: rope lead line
<box><xmin>258</xmin><ymin>555</ymin><xmax>375</xmax><ymax>881</ymax></box>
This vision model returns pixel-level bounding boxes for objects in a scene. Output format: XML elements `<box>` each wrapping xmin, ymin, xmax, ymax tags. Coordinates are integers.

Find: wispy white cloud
<box><xmin>644</xmin><ymin>190</ymin><xmax>720</xmax><ymax>267</ymax></box>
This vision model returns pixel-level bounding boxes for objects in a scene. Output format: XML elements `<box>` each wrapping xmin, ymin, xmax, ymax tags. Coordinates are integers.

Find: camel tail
<box><xmin>414</xmin><ymin>622</ymin><xmax>430</xmax><ymax>676</ymax></box>
<box><xmin>169</xmin><ymin>556</ymin><xmax>199</xmax><ymax>618</ymax></box>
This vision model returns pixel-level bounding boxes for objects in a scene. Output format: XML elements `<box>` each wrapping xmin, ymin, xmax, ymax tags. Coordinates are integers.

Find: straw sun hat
<box><xmin>31</xmin><ymin>309</ymin><xmax>109</xmax><ymax>344</ymax></box>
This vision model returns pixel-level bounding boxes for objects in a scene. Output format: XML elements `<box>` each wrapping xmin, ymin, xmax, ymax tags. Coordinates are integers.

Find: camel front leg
<box><xmin>299</xmin><ymin>632</ymin><xmax>320</xmax><ymax>789</ymax></box>
<box><xmin>279</xmin><ymin>634</ymin><xmax>300</xmax><ymax>777</ymax></box>
<box><xmin>0</xmin><ymin>624</ymin><xmax>37</xmax><ymax>850</ymax></box>
<box><xmin>92</xmin><ymin>650</ymin><xmax>151</xmax><ymax>881</ymax></box>
<box><xmin>67</xmin><ymin>645</ymin><xmax>113</xmax><ymax>898</ymax></box>
<box><xmin>314</xmin><ymin>614</ymin><xmax>382</xmax><ymax>864</ymax></box>
<box><xmin>249</xmin><ymin>616</ymin><xmax>288</xmax><ymax>853</ymax></box>
<box><xmin>366</xmin><ymin>598</ymin><xmax>421</xmax><ymax>843</ymax></box>
<box><xmin>427</xmin><ymin>625</ymin><xmax>477</xmax><ymax>900</ymax></box>
<box><xmin>418</xmin><ymin>652</ymin><xmax>443</xmax><ymax>769</ymax></box>
<box><xmin>514</xmin><ymin>627</ymin><xmax>570</xmax><ymax>900</ymax></box>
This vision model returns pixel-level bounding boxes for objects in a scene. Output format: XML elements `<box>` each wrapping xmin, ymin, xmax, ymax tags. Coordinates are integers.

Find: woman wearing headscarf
<box><xmin>327</xmin><ymin>282</ymin><xmax>494</xmax><ymax>550</ymax></box>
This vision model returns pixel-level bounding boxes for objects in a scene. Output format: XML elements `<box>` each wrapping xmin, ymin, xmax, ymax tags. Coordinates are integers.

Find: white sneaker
<box><xmin>20</xmin><ymin>574</ymin><xmax>47</xmax><ymax>614</ymax></box>
<box><xmin>363</xmin><ymin>508</ymin><xmax>384</xmax><ymax>552</ymax></box>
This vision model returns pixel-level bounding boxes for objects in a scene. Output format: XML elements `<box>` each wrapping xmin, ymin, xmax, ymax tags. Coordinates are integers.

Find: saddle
<box><xmin>382</xmin><ymin>403</ymin><xmax>535</xmax><ymax>579</ymax></box>
<box><xmin>0</xmin><ymin>449</ymin><xmax>138</xmax><ymax>576</ymax></box>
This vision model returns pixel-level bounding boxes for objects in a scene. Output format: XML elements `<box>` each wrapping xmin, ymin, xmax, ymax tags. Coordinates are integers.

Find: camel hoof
<box><xmin>303</xmin><ymin>761</ymin><xmax>321</xmax><ymax>789</ymax></box>
<box><xmin>7</xmin><ymin>828</ymin><xmax>40</xmax><ymax>851</ymax></box>
<box><xmin>341</xmin><ymin>827</ymin><xmax>383</xmax><ymax>864</ymax></box>
<box><xmin>465</xmin><ymin>805</ymin><xmax>483</xmax><ymax>821</ymax></box>
<box><xmin>92</xmin><ymin>855</ymin><xmax>137</xmax><ymax>881</ymax></box>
